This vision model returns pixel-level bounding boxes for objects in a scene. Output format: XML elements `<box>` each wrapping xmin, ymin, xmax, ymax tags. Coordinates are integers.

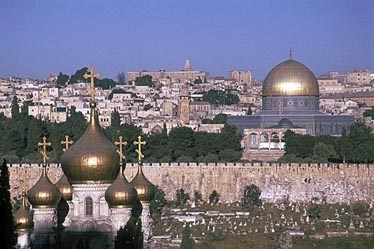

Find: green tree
<box><xmin>111</xmin><ymin>109</ymin><xmax>121</xmax><ymax>130</ymax></box>
<box><xmin>117</xmin><ymin>72</ymin><xmax>126</xmax><ymax>85</ymax></box>
<box><xmin>69</xmin><ymin>67</ymin><xmax>89</xmax><ymax>84</ymax></box>
<box><xmin>56</xmin><ymin>72</ymin><xmax>69</xmax><ymax>87</ymax></box>
<box><xmin>176</xmin><ymin>189</ymin><xmax>190</xmax><ymax>206</ymax></box>
<box><xmin>194</xmin><ymin>191</ymin><xmax>202</xmax><ymax>204</ymax></box>
<box><xmin>134</xmin><ymin>75</ymin><xmax>153</xmax><ymax>87</ymax></box>
<box><xmin>0</xmin><ymin>159</ymin><xmax>17</xmax><ymax>249</ymax></box>
<box><xmin>150</xmin><ymin>186</ymin><xmax>166</xmax><ymax>220</ymax></box>
<box><xmin>21</xmin><ymin>100</ymin><xmax>32</xmax><ymax>115</ymax></box>
<box><xmin>96</xmin><ymin>78</ymin><xmax>117</xmax><ymax>89</ymax></box>
<box><xmin>202</xmin><ymin>89</ymin><xmax>239</xmax><ymax>105</ymax></box>
<box><xmin>241</xmin><ymin>184</ymin><xmax>262</xmax><ymax>208</ymax></box>
<box><xmin>209</xmin><ymin>190</ymin><xmax>220</xmax><ymax>205</ymax></box>
<box><xmin>11</xmin><ymin>96</ymin><xmax>20</xmax><ymax>118</ymax></box>
<box><xmin>312</xmin><ymin>142</ymin><xmax>336</xmax><ymax>162</ymax></box>
<box><xmin>180</xmin><ymin>223</ymin><xmax>194</xmax><ymax>249</ymax></box>
<box><xmin>308</xmin><ymin>204</ymin><xmax>321</xmax><ymax>220</ymax></box>
<box><xmin>114</xmin><ymin>200</ymin><xmax>143</xmax><ymax>249</ymax></box>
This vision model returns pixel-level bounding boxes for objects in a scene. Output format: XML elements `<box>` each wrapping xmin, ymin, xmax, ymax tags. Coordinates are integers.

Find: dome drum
<box><xmin>262</xmin><ymin>95</ymin><xmax>319</xmax><ymax>113</ymax></box>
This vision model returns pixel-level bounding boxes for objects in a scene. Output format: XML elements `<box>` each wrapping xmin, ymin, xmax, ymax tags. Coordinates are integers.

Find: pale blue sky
<box><xmin>0</xmin><ymin>0</ymin><xmax>373</xmax><ymax>80</ymax></box>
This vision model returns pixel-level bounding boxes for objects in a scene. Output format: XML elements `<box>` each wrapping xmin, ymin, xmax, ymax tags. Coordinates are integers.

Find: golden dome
<box><xmin>61</xmin><ymin>106</ymin><xmax>120</xmax><ymax>184</ymax></box>
<box><xmin>55</xmin><ymin>174</ymin><xmax>73</xmax><ymax>201</ymax></box>
<box><xmin>262</xmin><ymin>59</ymin><xmax>319</xmax><ymax>96</ymax></box>
<box><xmin>27</xmin><ymin>165</ymin><xmax>61</xmax><ymax>208</ymax></box>
<box><xmin>130</xmin><ymin>164</ymin><xmax>156</xmax><ymax>203</ymax></box>
<box><xmin>105</xmin><ymin>167</ymin><xmax>138</xmax><ymax>208</ymax></box>
<box><xmin>14</xmin><ymin>193</ymin><xmax>33</xmax><ymax>231</ymax></box>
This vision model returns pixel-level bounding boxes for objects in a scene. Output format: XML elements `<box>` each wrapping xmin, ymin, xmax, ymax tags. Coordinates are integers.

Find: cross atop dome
<box><xmin>83</xmin><ymin>66</ymin><xmax>101</xmax><ymax>103</ymax></box>
<box><xmin>38</xmin><ymin>136</ymin><xmax>51</xmax><ymax>164</ymax></box>
<box><xmin>289</xmin><ymin>48</ymin><xmax>293</xmax><ymax>60</ymax></box>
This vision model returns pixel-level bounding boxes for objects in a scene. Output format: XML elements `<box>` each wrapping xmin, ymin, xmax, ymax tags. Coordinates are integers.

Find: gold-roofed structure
<box><xmin>55</xmin><ymin>174</ymin><xmax>73</xmax><ymax>201</ymax></box>
<box><xmin>262</xmin><ymin>59</ymin><xmax>319</xmax><ymax>97</ymax></box>
<box><xmin>14</xmin><ymin>193</ymin><xmax>33</xmax><ymax>231</ymax></box>
<box><xmin>27</xmin><ymin>137</ymin><xmax>61</xmax><ymax>208</ymax></box>
<box><xmin>131</xmin><ymin>136</ymin><xmax>156</xmax><ymax>203</ymax></box>
<box><xmin>61</xmin><ymin>66</ymin><xmax>120</xmax><ymax>184</ymax></box>
<box><xmin>27</xmin><ymin>164</ymin><xmax>61</xmax><ymax>208</ymax></box>
<box><xmin>105</xmin><ymin>164</ymin><xmax>138</xmax><ymax>208</ymax></box>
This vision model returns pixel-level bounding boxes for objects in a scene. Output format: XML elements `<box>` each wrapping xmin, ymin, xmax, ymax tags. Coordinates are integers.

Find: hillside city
<box><xmin>1</xmin><ymin>60</ymin><xmax>374</xmax><ymax>136</ymax></box>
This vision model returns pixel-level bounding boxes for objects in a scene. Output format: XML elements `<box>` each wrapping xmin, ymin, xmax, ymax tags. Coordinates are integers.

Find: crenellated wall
<box><xmin>8</xmin><ymin>162</ymin><xmax>373</xmax><ymax>204</ymax></box>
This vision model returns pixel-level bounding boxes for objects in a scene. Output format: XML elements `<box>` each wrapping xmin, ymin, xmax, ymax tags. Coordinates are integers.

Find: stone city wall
<box><xmin>8</xmin><ymin>162</ymin><xmax>374</xmax><ymax>204</ymax></box>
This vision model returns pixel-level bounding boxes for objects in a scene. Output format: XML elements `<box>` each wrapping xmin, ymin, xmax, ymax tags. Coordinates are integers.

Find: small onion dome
<box><xmin>105</xmin><ymin>169</ymin><xmax>138</xmax><ymax>208</ymax></box>
<box><xmin>14</xmin><ymin>193</ymin><xmax>33</xmax><ymax>231</ymax></box>
<box><xmin>130</xmin><ymin>163</ymin><xmax>156</xmax><ymax>203</ymax></box>
<box><xmin>61</xmin><ymin>105</ymin><xmax>120</xmax><ymax>184</ymax></box>
<box><xmin>27</xmin><ymin>165</ymin><xmax>61</xmax><ymax>208</ymax></box>
<box><xmin>55</xmin><ymin>174</ymin><xmax>73</xmax><ymax>201</ymax></box>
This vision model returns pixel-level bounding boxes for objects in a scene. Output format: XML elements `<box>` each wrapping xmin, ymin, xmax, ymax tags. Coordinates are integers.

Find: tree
<box><xmin>209</xmin><ymin>190</ymin><xmax>220</xmax><ymax>205</ymax></box>
<box><xmin>312</xmin><ymin>142</ymin><xmax>336</xmax><ymax>162</ymax></box>
<box><xmin>114</xmin><ymin>199</ymin><xmax>143</xmax><ymax>249</ymax></box>
<box><xmin>150</xmin><ymin>186</ymin><xmax>166</xmax><ymax>219</ymax></box>
<box><xmin>11</xmin><ymin>96</ymin><xmax>20</xmax><ymax>118</ymax></box>
<box><xmin>56</xmin><ymin>72</ymin><xmax>69</xmax><ymax>87</ymax></box>
<box><xmin>134</xmin><ymin>75</ymin><xmax>153</xmax><ymax>87</ymax></box>
<box><xmin>117</xmin><ymin>72</ymin><xmax>126</xmax><ymax>85</ymax></box>
<box><xmin>176</xmin><ymin>189</ymin><xmax>190</xmax><ymax>206</ymax></box>
<box><xmin>111</xmin><ymin>109</ymin><xmax>121</xmax><ymax>130</ymax></box>
<box><xmin>0</xmin><ymin>159</ymin><xmax>17</xmax><ymax>249</ymax></box>
<box><xmin>202</xmin><ymin>89</ymin><xmax>239</xmax><ymax>105</ymax></box>
<box><xmin>180</xmin><ymin>223</ymin><xmax>194</xmax><ymax>249</ymax></box>
<box><xmin>241</xmin><ymin>184</ymin><xmax>262</xmax><ymax>208</ymax></box>
<box><xmin>96</xmin><ymin>78</ymin><xmax>117</xmax><ymax>90</ymax></box>
<box><xmin>69</xmin><ymin>67</ymin><xmax>89</xmax><ymax>84</ymax></box>
<box><xmin>308</xmin><ymin>204</ymin><xmax>321</xmax><ymax>220</ymax></box>
<box><xmin>194</xmin><ymin>191</ymin><xmax>203</xmax><ymax>205</ymax></box>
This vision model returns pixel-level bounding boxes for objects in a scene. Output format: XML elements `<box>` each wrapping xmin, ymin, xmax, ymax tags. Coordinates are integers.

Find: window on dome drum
<box><xmin>85</xmin><ymin>196</ymin><xmax>93</xmax><ymax>216</ymax></box>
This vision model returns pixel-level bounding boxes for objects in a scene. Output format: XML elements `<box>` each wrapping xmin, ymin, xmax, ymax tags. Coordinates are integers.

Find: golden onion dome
<box><xmin>27</xmin><ymin>165</ymin><xmax>61</xmax><ymax>208</ymax></box>
<box><xmin>55</xmin><ymin>174</ymin><xmax>73</xmax><ymax>201</ymax></box>
<box><xmin>61</xmin><ymin>104</ymin><xmax>120</xmax><ymax>184</ymax></box>
<box><xmin>262</xmin><ymin>59</ymin><xmax>319</xmax><ymax>96</ymax></box>
<box><xmin>14</xmin><ymin>193</ymin><xmax>33</xmax><ymax>231</ymax></box>
<box><xmin>130</xmin><ymin>163</ymin><xmax>156</xmax><ymax>203</ymax></box>
<box><xmin>105</xmin><ymin>167</ymin><xmax>138</xmax><ymax>208</ymax></box>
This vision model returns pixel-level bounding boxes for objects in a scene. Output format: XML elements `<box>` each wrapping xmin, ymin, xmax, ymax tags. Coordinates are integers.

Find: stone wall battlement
<box><xmin>7</xmin><ymin>163</ymin><xmax>373</xmax><ymax>204</ymax></box>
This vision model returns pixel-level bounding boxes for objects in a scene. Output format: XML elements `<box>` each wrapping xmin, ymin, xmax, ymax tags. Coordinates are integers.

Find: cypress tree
<box><xmin>0</xmin><ymin>159</ymin><xmax>17</xmax><ymax>248</ymax></box>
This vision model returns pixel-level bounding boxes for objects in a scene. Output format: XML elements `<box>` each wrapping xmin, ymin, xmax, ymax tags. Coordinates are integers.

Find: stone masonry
<box><xmin>8</xmin><ymin>162</ymin><xmax>373</xmax><ymax>204</ymax></box>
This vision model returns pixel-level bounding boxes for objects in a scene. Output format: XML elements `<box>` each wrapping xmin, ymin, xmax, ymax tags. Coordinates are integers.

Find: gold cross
<box><xmin>38</xmin><ymin>136</ymin><xmax>52</xmax><ymax>164</ymax></box>
<box><xmin>133</xmin><ymin>136</ymin><xmax>146</xmax><ymax>163</ymax></box>
<box><xmin>115</xmin><ymin>136</ymin><xmax>127</xmax><ymax>162</ymax></box>
<box><xmin>83</xmin><ymin>66</ymin><xmax>101</xmax><ymax>102</ymax></box>
<box><xmin>60</xmin><ymin>135</ymin><xmax>73</xmax><ymax>152</ymax></box>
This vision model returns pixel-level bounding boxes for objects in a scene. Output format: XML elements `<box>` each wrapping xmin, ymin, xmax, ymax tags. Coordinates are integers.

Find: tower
<box><xmin>183</xmin><ymin>59</ymin><xmax>192</xmax><ymax>71</ymax></box>
<box><xmin>179</xmin><ymin>85</ymin><xmax>190</xmax><ymax>124</ymax></box>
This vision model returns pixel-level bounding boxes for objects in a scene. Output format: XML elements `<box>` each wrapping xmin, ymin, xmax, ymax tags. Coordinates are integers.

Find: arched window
<box><xmin>85</xmin><ymin>196</ymin><xmax>93</xmax><ymax>216</ymax></box>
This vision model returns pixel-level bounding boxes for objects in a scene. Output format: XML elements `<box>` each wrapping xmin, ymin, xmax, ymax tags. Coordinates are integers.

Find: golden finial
<box><xmin>38</xmin><ymin>136</ymin><xmax>52</xmax><ymax>164</ymax></box>
<box><xmin>60</xmin><ymin>135</ymin><xmax>73</xmax><ymax>152</ymax></box>
<box><xmin>289</xmin><ymin>47</ymin><xmax>293</xmax><ymax>60</ymax></box>
<box><xmin>133</xmin><ymin>136</ymin><xmax>146</xmax><ymax>163</ymax></box>
<box><xmin>83</xmin><ymin>66</ymin><xmax>101</xmax><ymax>102</ymax></box>
<box><xmin>115</xmin><ymin>136</ymin><xmax>127</xmax><ymax>162</ymax></box>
